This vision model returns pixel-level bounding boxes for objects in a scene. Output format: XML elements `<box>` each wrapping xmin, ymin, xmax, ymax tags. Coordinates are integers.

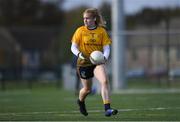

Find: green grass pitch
<box><xmin>0</xmin><ymin>88</ymin><xmax>180</xmax><ymax>121</ymax></box>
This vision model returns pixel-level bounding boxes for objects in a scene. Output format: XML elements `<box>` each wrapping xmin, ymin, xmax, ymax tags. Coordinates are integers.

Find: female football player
<box><xmin>71</xmin><ymin>8</ymin><xmax>118</xmax><ymax>117</ymax></box>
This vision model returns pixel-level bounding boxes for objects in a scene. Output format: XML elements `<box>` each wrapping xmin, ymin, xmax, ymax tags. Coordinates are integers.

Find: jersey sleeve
<box><xmin>71</xmin><ymin>28</ymin><xmax>81</xmax><ymax>45</ymax></box>
<box><xmin>102</xmin><ymin>29</ymin><xmax>112</xmax><ymax>46</ymax></box>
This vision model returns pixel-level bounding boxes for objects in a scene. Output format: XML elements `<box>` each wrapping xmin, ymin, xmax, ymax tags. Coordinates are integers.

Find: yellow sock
<box><xmin>103</xmin><ymin>100</ymin><xmax>110</xmax><ymax>104</ymax></box>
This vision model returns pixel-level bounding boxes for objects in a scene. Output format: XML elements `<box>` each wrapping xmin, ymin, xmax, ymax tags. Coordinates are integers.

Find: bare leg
<box><xmin>94</xmin><ymin>64</ymin><xmax>118</xmax><ymax>116</ymax></box>
<box><xmin>94</xmin><ymin>64</ymin><xmax>110</xmax><ymax>104</ymax></box>
<box><xmin>79</xmin><ymin>78</ymin><xmax>92</xmax><ymax>101</ymax></box>
<box><xmin>77</xmin><ymin>78</ymin><xmax>92</xmax><ymax>116</ymax></box>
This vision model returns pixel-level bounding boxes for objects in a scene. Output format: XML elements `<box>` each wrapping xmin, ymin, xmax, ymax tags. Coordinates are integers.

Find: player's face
<box><xmin>83</xmin><ymin>13</ymin><xmax>96</xmax><ymax>28</ymax></box>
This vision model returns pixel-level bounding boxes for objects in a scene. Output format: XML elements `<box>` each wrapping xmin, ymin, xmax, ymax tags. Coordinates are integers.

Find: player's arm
<box><xmin>71</xmin><ymin>42</ymin><xmax>80</xmax><ymax>56</ymax></box>
<box><xmin>71</xmin><ymin>42</ymin><xmax>86</xmax><ymax>60</ymax></box>
<box><xmin>103</xmin><ymin>45</ymin><xmax>110</xmax><ymax>60</ymax></box>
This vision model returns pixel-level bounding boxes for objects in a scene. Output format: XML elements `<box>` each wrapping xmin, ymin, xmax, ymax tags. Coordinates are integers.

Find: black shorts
<box><xmin>77</xmin><ymin>65</ymin><xmax>96</xmax><ymax>79</ymax></box>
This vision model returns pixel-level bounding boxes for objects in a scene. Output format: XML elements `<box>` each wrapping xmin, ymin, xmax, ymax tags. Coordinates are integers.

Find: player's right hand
<box><xmin>78</xmin><ymin>52</ymin><xmax>86</xmax><ymax>60</ymax></box>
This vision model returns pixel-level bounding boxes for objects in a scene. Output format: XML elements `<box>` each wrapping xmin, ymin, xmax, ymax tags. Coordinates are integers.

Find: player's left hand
<box><xmin>103</xmin><ymin>56</ymin><xmax>107</xmax><ymax>63</ymax></box>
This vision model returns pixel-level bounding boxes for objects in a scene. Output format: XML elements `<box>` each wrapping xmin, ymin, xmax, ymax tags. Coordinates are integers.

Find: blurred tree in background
<box><xmin>55</xmin><ymin>7</ymin><xmax>85</xmax><ymax>63</ymax></box>
<box><xmin>0</xmin><ymin>0</ymin><xmax>64</xmax><ymax>26</ymax></box>
<box><xmin>99</xmin><ymin>2</ymin><xmax>111</xmax><ymax>31</ymax></box>
<box><xmin>0</xmin><ymin>0</ymin><xmax>66</xmax><ymax>83</ymax></box>
<box><xmin>126</xmin><ymin>7</ymin><xmax>180</xmax><ymax>29</ymax></box>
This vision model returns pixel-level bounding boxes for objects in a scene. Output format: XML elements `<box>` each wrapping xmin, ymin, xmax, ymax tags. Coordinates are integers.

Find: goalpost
<box><xmin>111</xmin><ymin>0</ymin><xmax>127</xmax><ymax>91</ymax></box>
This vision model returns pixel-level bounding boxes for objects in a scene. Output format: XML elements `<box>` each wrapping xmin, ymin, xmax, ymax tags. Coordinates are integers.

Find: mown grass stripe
<box><xmin>0</xmin><ymin>107</ymin><xmax>180</xmax><ymax>116</ymax></box>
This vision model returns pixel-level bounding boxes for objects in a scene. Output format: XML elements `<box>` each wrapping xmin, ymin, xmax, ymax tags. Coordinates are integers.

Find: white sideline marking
<box><xmin>114</xmin><ymin>88</ymin><xmax>180</xmax><ymax>94</ymax></box>
<box><xmin>0</xmin><ymin>107</ymin><xmax>180</xmax><ymax>116</ymax></box>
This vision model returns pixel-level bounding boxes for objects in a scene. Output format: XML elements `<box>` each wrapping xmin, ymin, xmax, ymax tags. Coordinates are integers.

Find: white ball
<box><xmin>90</xmin><ymin>51</ymin><xmax>104</xmax><ymax>65</ymax></box>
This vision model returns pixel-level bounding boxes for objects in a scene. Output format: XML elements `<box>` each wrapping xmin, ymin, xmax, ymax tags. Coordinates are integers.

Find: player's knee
<box><xmin>101</xmin><ymin>80</ymin><xmax>108</xmax><ymax>86</ymax></box>
<box><xmin>84</xmin><ymin>88</ymin><xmax>91</xmax><ymax>94</ymax></box>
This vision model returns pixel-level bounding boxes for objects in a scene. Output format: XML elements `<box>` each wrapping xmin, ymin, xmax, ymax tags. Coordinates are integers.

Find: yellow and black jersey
<box><xmin>72</xmin><ymin>26</ymin><xmax>112</xmax><ymax>67</ymax></box>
